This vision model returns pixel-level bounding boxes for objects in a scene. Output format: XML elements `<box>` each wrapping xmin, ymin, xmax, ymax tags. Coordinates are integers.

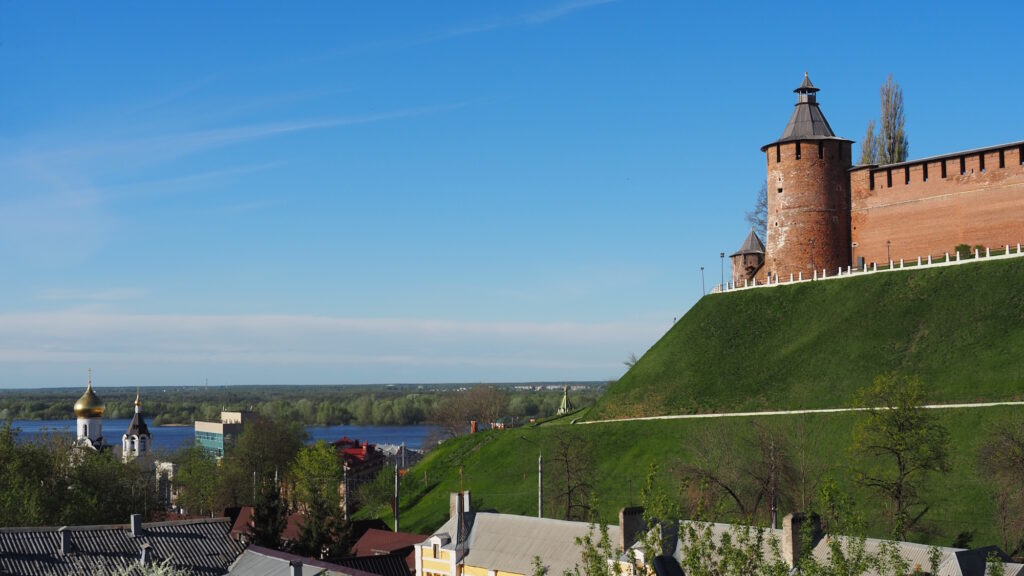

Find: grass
<box><xmin>590</xmin><ymin>257</ymin><xmax>1024</xmax><ymax>420</ymax></box>
<box><xmin>392</xmin><ymin>405</ymin><xmax>1024</xmax><ymax>549</ymax></box>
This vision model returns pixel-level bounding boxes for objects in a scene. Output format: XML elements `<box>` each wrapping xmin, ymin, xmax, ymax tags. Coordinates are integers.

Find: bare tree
<box><xmin>744</xmin><ymin>181</ymin><xmax>768</xmax><ymax>241</ymax></box>
<box><xmin>431</xmin><ymin>385</ymin><xmax>511</xmax><ymax>438</ymax></box>
<box><xmin>977</xmin><ymin>417</ymin><xmax>1024</xmax><ymax>555</ymax></box>
<box><xmin>860</xmin><ymin>75</ymin><xmax>909</xmax><ymax>165</ymax></box>
<box><xmin>549</xmin><ymin>430</ymin><xmax>594</xmax><ymax>521</ymax></box>
<box><xmin>859</xmin><ymin>119</ymin><xmax>877</xmax><ymax>165</ymax></box>
<box><xmin>744</xmin><ymin>422</ymin><xmax>795</xmax><ymax>528</ymax></box>
<box><xmin>676</xmin><ymin>427</ymin><xmax>755</xmax><ymax>518</ymax></box>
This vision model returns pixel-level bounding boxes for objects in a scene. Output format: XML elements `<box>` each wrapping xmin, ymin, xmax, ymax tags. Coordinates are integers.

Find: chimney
<box><xmin>289</xmin><ymin>559</ymin><xmax>303</xmax><ymax>576</ymax></box>
<box><xmin>618</xmin><ymin>506</ymin><xmax>645</xmax><ymax>552</ymax></box>
<box><xmin>470</xmin><ymin>420</ymin><xmax>478</xmax><ymax>434</ymax></box>
<box><xmin>449</xmin><ymin>491</ymin><xmax>471</xmax><ymax>519</ymax></box>
<box><xmin>58</xmin><ymin>527</ymin><xmax>69</xmax><ymax>555</ymax></box>
<box><xmin>782</xmin><ymin>512</ymin><xmax>822</xmax><ymax>567</ymax></box>
<box><xmin>130</xmin><ymin>514</ymin><xmax>144</xmax><ymax>537</ymax></box>
<box><xmin>139</xmin><ymin>543</ymin><xmax>151</xmax><ymax>566</ymax></box>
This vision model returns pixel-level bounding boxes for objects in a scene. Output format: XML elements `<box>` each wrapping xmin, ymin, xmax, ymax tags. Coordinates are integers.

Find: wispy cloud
<box><xmin>0</xmin><ymin>312</ymin><xmax>663</xmax><ymax>386</ymax></box>
<box><xmin>434</xmin><ymin>0</ymin><xmax>618</xmax><ymax>39</ymax></box>
<box><xmin>35</xmin><ymin>288</ymin><xmax>145</xmax><ymax>303</ymax></box>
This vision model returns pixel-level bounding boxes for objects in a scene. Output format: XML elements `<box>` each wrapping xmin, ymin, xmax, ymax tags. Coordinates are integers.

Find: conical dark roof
<box><xmin>762</xmin><ymin>73</ymin><xmax>850</xmax><ymax>150</ymax></box>
<box><xmin>730</xmin><ymin>229</ymin><xmax>765</xmax><ymax>257</ymax></box>
<box><xmin>125</xmin><ymin>410</ymin><xmax>150</xmax><ymax>437</ymax></box>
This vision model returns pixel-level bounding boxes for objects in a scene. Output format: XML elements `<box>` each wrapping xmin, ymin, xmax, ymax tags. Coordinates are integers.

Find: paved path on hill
<box><xmin>576</xmin><ymin>400</ymin><xmax>1024</xmax><ymax>425</ymax></box>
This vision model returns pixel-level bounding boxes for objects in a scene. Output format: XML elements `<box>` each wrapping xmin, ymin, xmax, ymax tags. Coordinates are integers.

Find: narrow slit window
<box><xmin>905</xmin><ymin>166</ymin><xmax>910</xmax><ymax>184</ymax></box>
<box><xmin>1019</xmin><ymin>145</ymin><xmax>1024</xmax><ymax>165</ymax></box>
<box><xmin>869</xmin><ymin>172</ymin><xmax>875</xmax><ymax>190</ymax></box>
<box><xmin>795</xmin><ymin>142</ymin><xmax>801</xmax><ymax>160</ymax></box>
<box><xmin>941</xmin><ymin>160</ymin><xmax>947</xmax><ymax>178</ymax></box>
<box><xmin>999</xmin><ymin>149</ymin><xmax>1006</xmax><ymax>168</ymax></box>
<box><xmin>818</xmin><ymin>142</ymin><xmax>824</xmax><ymax>159</ymax></box>
<box><xmin>776</xmin><ymin>145</ymin><xmax>780</xmax><ymax>163</ymax></box>
<box><xmin>886</xmin><ymin>169</ymin><xmax>892</xmax><ymax>187</ymax></box>
<box><xmin>923</xmin><ymin>163</ymin><xmax>929</xmax><ymax>181</ymax></box>
<box><xmin>980</xmin><ymin>153</ymin><xmax>986</xmax><ymax>172</ymax></box>
<box><xmin>960</xmin><ymin>156</ymin><xmax>966</xmax><ymax>175</ymax></box>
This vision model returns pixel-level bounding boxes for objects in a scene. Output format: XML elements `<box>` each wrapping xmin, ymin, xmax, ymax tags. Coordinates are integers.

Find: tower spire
<box><xmin>87</xmin><ymin>367</ymin><xmax>92</xmax><ymax>390</ymax></box>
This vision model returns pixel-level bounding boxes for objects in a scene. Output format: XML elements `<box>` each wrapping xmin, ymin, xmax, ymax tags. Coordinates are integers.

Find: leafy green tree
<box><xmin>174</xmin><ymin>445</ymin><xmax>220</xmax><ymax>517</ymax></box>
<box><xmin>291</xmin><ymin>441</ymin><xmax>350</xmax><ymax>559</ymax></box>
<box><xmin>0</xmin><ymin>422</ymin><xmax>61</xmax><ymax>525</ymax></box>
<box><xmin>236</xmin><ymin>416</ymin><xmax>307</xmax><ymax>485</ymax></box>
<box><xmin>852</xmin><ymin>374</ymin><xmax>950</xmax><ymax>540</ymax></box>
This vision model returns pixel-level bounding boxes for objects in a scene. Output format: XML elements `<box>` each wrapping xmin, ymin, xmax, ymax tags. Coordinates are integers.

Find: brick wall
<box><xmin>850</xmin><ymin>144</ymin><xmax>1024</xmax><ymax>266</ymax></box>
<box><xmin>763</xmin><ymin>139</ymin><xmax>852</xmax><ymax>279</ymax></box>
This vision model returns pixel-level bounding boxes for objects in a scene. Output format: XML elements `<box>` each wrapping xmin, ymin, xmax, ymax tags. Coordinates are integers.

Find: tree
<box><xmin>977</xmin><ymin>416</ymin><xmax>1024</xmax><ymax>555</ymax></box>
<box><xmin>250</xmin><ymin>480</ymin><xmax>289</xmax><ymax>550</ymax></box>
<box><xmin>860</xmin><ymin>75</ymin><xmax>909</xmax><ymax>165</ymax></box>
<box><xmin>745</xmin><ymin>181</ymin><xmax>768</xmax><ymax>241</ymax></box>
<box><xmin>851</xmin><ymin>374</ymin><xmax>950</xmax><ymax>540</ymax></box>
<box><xmin>290</xmin><ymin>441</ymin><xmax>350</xmax><ymax>559</ymax></box>
<box><xmin>548</xmin><ymin>430</ymin><xmax>594</xmax><ymax>521</ymax></box>
<box><xmin>431</xmin><ymin>385</ymin><xmax>511</xmax><ymax>438</ymax></box>
<box><xmin>859</xmin><ymin>120</ymin><xmax>877</xmax><ymax>165</ymax></box>
<box><xmin>355</xmin><ymin>466</ymin><xmax>397</xmax><ymax>523</ymax></box>
<box><xmin>173</xmin><ymin>445</ymin><xmax>220</xmax><ymax>517</ymax></box>
<box><xmin>744</xmin><ymin>423</ymin><xmax>795</xmax><ymax>528</ymax></box>
<box><xmin>235</xmin><ymin>415</ymin><xmax>306</xmax><ymax>486</ymax></box>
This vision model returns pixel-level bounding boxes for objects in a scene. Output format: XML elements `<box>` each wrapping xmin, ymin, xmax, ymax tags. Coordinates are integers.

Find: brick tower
<box><xmin>760</xmin><ymin>74</ymin><xmax>852</xmax><ymax>280</ymax></box>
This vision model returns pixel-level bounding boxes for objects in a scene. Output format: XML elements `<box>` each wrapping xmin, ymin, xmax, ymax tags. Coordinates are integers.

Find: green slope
<box><xmin>591</xmin><ymin>258</ymin><xmax>1024</xmax><ymax>420</ymax></box>
<box><xmin>394</xmin><ymin>405</ymin><xmax>1024</xmax><ymax>547</ymax></box>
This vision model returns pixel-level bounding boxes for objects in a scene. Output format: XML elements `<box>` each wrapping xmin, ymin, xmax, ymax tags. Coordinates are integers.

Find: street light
<box><xmin>886</xmin><ymin>240</ymin><xmax>891</xmax><ymax>264</ymax></box>
<box><xmin>719</xmin><ymin>252</ymin><xmax>725</xmax><ymax>291</ymax></box>
<box><xmin>700</xmin><ymin>266</ymin><xmax>705</xmax><ymax>295</ymax></box>
<box><xmin>519</xmin><ymin>436</ymin><xmax>542</xmax><ymax>518</ymax></box>
<box><xmin>810</xmin><ymin>239</ymin><xmax>816</xmax><ymax>277</ymax></box>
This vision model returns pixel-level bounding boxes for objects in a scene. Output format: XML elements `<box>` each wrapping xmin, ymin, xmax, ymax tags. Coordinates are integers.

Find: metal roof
<box><xmin>124</xmin><ymin>410</ymin><xmax>150</xmax><ymax>437</ymax></box>
<box><xmin>0</xmin><ymin>517</ymin><xmax>244</xmax><ymax>576</ymax></box>
<box><xmin>730</xmin><ymin>229</ymin><xmax>765</xmax><ymax>257</ymax></box>
<box><xmin>428</xmin><ymin>512</ymin><xmax>621</xmax><ymax>576</ymax></box>
<box><xmin>762</xmin><ymin>73</ymin><xmax>851</xmax><ymax>150</ymax></box>
<box><xmin>227</xmin><ymin>546</ymin><xmax>379</xmax><ymax>576</ymax></box>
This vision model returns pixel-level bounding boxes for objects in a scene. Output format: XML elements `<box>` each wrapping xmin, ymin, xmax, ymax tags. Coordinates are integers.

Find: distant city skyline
<box><xmin>2</xmin><ymin>1</ymin><xmax>1022</xmax><ymax>387</ymax></box>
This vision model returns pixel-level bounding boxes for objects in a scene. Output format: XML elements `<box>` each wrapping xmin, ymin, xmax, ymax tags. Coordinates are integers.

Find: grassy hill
<box><xmin>591</xmin><ymin>258</ymin><xmax>1024</xmax><ymax>420</ymax></box>
<box><xmin>392</xmin><ymin>404</ymin><xmax>1023</xmax><ymax>548</ymax></box>
<box><xmin>390</xmin><ymin>259</ymin><xmax>1024</xmax><ymax>549</ymax></box>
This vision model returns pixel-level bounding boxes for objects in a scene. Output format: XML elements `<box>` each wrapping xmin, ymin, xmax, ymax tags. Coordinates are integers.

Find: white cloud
<box><xmin>0</xmin><ymin>312</ymin><xmax>665</xmax><ymax>386</ymax></box>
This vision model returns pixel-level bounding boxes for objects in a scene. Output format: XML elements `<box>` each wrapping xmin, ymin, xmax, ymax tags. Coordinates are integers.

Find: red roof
<box><xmin>228</xmin><ymin>506</ymin><xmax>307</xmax><ymax>543</ymax></box>
<box><xmin>351</xmin><ymin>528</ymin><xmax>427</xmax><ymax>571</ymax></box>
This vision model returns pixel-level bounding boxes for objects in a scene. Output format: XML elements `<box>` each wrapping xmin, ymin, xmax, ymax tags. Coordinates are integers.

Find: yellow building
<box><xmin>415</xmin><ymin>493</ymin><xmax>645</xmax><ymax>576</ymax></box>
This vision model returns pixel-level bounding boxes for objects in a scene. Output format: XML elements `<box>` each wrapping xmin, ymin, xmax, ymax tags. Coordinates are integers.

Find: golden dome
<box><xmin>74</xmin><ymin>381</ymin><xmax>105</xmax><ymax>418</ymax></box>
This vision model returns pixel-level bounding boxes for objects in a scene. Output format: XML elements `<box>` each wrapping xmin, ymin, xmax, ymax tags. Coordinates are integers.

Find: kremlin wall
<box><xmin>732</xmin><ymin>74</ymin><xmax>1024</xmax><ymax>285</ymax></box>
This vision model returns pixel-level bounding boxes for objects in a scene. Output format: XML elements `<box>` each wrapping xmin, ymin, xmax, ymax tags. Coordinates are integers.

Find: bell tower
<box><xmin>74</xmin><ymin>369</ymin><xmax>106</xmax><ymax>451</ymax></box>
<box><xmin>760</xmin><ymin>74</ymin><xmax>853</xmax><ymax>280</ymax></box>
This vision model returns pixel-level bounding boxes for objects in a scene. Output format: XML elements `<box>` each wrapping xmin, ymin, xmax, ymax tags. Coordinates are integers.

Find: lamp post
<box><xmin>519</xmin><ymin>436</ymin><xmax>542</xmax><ymax>518</ymax></box>
<box><xmin>810</xmin><ymin>239</ymin><xmax>816</xmax><ymax>277</ymax></box>
<box><xmin>720</xmin><ymin>252</ymin><xmax>725</xmax><ymax>290</ymax></box>
<box><xmin>700</xmin><ymin>266</ymin><xmax>705</xmax><ymax>295</ymax></box>
<box><xmin>886</xmin><ymin>240</ymin><xmax>891</xmax><ymax>264</ymax></box>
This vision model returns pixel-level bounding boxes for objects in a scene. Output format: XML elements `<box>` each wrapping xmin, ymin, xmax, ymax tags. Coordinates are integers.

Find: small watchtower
<box><xmin>730</xmin><ymin>228</ymin><xmax>765</xmax><ymax>286</ymax></box>
<box><xmin>760</xmin><ymin>73</ymin><xmax>853</xmax><ymax>280</ymax></box>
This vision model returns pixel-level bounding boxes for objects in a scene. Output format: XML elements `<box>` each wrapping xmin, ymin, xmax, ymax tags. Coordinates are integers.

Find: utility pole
<box><xmin>700</xmin><ymin>266</ymin><xmax>705</xmax><ymax>295</ymax></box>
<box><xmin>537</xmin><ymin>450</ymin><xmax>543</xmax><ymax>519</ymax></box>
<box><xmin>887</xmin><ymin>239</ymin><xmax>891</xmax><ymax>263</ymax></box>
<box><xmin>393</xmin><ymin>462</ymin><xmax>400</xmax><ymax>532</ymax></box>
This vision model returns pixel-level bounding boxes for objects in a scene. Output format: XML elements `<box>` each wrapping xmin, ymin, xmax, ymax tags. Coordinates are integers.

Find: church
<box><xmin>73</xmin><ymin>372</ymin><xmax>153</xmax><ymax>463</ymax></box>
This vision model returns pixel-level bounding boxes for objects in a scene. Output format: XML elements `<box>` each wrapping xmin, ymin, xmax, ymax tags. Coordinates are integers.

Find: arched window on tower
<box><xmin>83</xmin><ymin>424</ymin><xmax>88</xmax><ymax>437</ymax></box>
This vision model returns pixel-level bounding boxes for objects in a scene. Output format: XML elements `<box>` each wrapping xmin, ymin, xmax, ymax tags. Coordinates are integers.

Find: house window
<box><xmin>433</xmin><ymin>544</ymin><xmax>439</xmax><ymax>558</ymax></box>
<box><xmin>795</xmin><ymin>142</ymin><xmax>802</xmax><ymax>160</ymax></box>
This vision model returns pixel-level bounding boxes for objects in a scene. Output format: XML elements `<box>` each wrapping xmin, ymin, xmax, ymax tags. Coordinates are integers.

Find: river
<box><xmin>8</xmin><ymin>419</ymin><xmax>439</xmax><ymax>452</ymax></box>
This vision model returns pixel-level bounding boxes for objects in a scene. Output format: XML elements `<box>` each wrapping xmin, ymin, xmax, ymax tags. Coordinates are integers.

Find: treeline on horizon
<box><xmin>0</xmin><ymin>383</ymin><xmax>604</xmax><ymax>427</ymax></box>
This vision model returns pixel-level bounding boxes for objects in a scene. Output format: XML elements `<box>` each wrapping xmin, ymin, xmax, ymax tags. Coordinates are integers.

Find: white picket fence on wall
<box><xmin>713</xmin><ymin>243</ymin><xmax>1024</xmax><ymax>294</ymax></box>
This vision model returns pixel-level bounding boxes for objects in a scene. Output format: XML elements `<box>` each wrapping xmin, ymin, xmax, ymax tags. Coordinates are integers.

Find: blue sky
<box><xmin>1</xmin><ymin>1</ymin><xmax>1022</xmax><ymax>388</ymax></box>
